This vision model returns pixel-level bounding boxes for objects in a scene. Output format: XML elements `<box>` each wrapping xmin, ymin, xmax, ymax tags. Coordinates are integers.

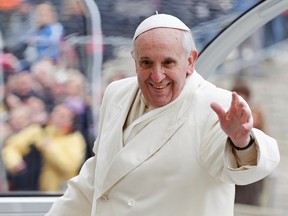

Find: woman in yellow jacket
<box><xmin>2</xmin><ymin>103</ymin><xmax>86</xmax><ymax>192</ymax></box>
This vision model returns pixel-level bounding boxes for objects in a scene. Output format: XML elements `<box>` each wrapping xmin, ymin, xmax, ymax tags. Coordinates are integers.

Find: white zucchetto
<box><xmin>133</xmin><ymin>13</ymin><xmax>190</xmax><ymax>41</ymax></box>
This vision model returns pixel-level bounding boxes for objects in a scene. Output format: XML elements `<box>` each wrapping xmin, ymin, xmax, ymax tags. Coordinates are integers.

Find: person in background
<box><xmin>23</xmin><ymin>1</ymin><xmax>64</xmax><ymax>64</ymax></box>
<box><xmin>63</xmin><ymin>69</ymin><xmax>94</xmax><ymax>159</ymax></box>
<box><xmin>45</xmin><ymin>14</ymin><xmax>279</xmax><ymax>216</ymax></box>
<box><xmin>25</xmin><ymin>96</ymin><xmax>48</xmax><ymax>126</ymax></box>
<box><xmin>11</xmin><ymin>71</ymin><xmax>41</xmax><ymax>103</ymax></box>
<box><xmin>3</xmin><ymin>71</ymin><xmax>48</xmax><ymax>122</ymax></box>
<box><xmin>30</xmin><ymin>59</ymin><xmax>57</xmax><ymax>112</ymax></box>
<box><xmin>2</xmin><ymin>103</ymin><xmax>86</xmax><ymax>191</ymax></box>
<box><xmin>4</xmin><ymin>0</ymin><xmax>36</xmax><ymax>60</ymax></box>
<box><xmin>0</xmin><ymin>0</ymin><xmax>21</xmax><ymax>40</ymax></box>
<box><xmin>232</xmin><ymin>82</ymin><xmax>267</xmax><ymax>206</ymax></box>
<box><xmin>0</xmin><ymin>122</ymin><xmax>11</xmax><ymax>192</ymax></box>
<box><xmin>1</xmin><ymin>49</ymin><xmax>21</xmax><ymax>82</ymax></box>
<box><xmin>7</xmin><ymin>106</ymin><xmax>32</xmax><ymax>134</ymax></box>
<box><xmin>3</xmin><ymin>75</ymin><xmax>25</xmax><ymax>116</ymax></box>
<box><xmin>3</xmin><ymin>105</ymin><xmax>35</xmax><ymax>190</ymax></box>
<box><xmin>60</xmin><ymin>0</ymin><xmax>88</xmax><ymax>73</ymax></box>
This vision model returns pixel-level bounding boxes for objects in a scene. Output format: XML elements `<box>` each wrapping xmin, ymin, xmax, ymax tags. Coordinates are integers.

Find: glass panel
<box><xmin>97</xmin><ymin>0</ymin><xmax>262</xmax><ymax>54</ymax></box>
<box><xmin>214</xmin><ymin>14</ymin><xmax>288</xmax><ymax>211</ymax></box>
<box><xmin>96</xmin><ymin>0</ymin><xmax>262</xmax><ymax>90</ymax></box>
<box><xmin>0</xmin><ymin>0</ymin><xmax>263</xmax><ymax>195</ymax></box>
<box><xmin>0</xmin><ymin>0</ymin><xmax>101</xmax><ymax>194</ymax></box>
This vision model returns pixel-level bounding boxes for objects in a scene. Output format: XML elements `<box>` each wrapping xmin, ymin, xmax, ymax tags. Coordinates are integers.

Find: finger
<box><xmin>231</xmin><ymin>92</ymin><xmax>241</xmax><ymax>109</ymax></box>
<box><xmin>242</xmin><ymin>121</ymin><xmax>253</xmax><ymax>131</ymax></box>
<box><xmin>232</xmin><ymin>92</ymin><xmax>249</xmax><ymax>118</ymax></box>
<box><xmin>210</xmin><ymin>102</ymin><xmax>226</xmax><ymax>119</ymax></box>
<box><xmin>235</xmin><ymin>95</ymin><xmax>252</xmax><ymax>122</ymax></box>
<box><xmin>243</xmin><ymin>107</ymin><xmax>253</xmax><ymax>124</ymax></box>
<box><xmin>239</xmin><ymin>109</ymin><xmax>248</xmax><ymax>123</ymax></box>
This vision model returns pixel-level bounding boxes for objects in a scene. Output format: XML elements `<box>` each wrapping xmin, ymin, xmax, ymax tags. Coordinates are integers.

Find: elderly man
<box><xmin>45</xmin><ymin>14</ymin><xmax>280</xmax><ymax>216</ymax></box>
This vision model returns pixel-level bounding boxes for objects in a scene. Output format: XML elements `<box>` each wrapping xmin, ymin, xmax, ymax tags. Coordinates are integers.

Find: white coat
<box><xmin>46</xmin><ymin>72</ymin><xmax>280</xmax><ymax>216</ymax></box>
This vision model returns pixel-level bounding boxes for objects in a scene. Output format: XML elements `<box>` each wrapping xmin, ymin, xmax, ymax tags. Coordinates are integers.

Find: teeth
<box><xmin>153</xmin><ymin>84</ymin><xmax>167</xmax><ymax>89</ymax></box>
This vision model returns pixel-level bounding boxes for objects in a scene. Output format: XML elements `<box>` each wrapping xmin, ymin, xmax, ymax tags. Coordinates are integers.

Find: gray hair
<box><xmin>182</xmin><ymin>30</ymin><xmax>197</xmax><ymax>57</ymax></box>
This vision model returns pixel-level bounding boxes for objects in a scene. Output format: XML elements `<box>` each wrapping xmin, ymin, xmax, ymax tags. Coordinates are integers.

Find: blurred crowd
<box><xmin>0</xmin><ymin>0</ymin><xmax>95</xmax><ymax>192</ymax></box>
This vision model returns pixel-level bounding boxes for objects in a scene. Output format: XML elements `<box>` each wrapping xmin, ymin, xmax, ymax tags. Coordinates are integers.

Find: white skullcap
<box><xmin>133</xmin><ymin>13</ymin><xmax>190</xmax><ymax>41</ymax></box>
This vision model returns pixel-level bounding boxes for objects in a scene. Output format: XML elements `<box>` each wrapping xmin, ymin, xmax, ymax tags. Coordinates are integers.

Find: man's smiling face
<box><xmin>133</xmin><ymin>28</ymin><xmax>196</xmax><ymax>108</ymax></box>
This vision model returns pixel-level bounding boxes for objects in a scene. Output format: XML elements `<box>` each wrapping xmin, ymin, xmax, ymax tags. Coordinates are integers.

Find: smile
<box><xmin>151</xmin><ymin>83</ymin><xmax>169</xmax><ymax>89</ymax></box>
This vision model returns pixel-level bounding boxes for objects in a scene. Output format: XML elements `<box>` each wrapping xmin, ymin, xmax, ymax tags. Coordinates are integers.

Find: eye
<box><xmin>163</xmin><ymin>59</ymin><xmax>176</xmax><ymax>69</ymax></box>
<box><xmin>140</xmin><ymin>59</ymin><xmax>153</xmax><ymax>69</ymax></box>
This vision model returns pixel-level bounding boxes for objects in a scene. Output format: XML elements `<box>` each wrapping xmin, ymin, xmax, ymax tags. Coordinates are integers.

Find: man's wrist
<box><xmin>228</xmin><ymin>134</ymin><xmax>255</xmax><ymax>151</ymax></box>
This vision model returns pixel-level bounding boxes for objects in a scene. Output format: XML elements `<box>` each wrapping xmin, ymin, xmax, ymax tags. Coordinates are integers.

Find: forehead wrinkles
<box><xmin>136</xmin><ymin>28</ymin><xmax>183</xmax><ymax>49</ymax></box>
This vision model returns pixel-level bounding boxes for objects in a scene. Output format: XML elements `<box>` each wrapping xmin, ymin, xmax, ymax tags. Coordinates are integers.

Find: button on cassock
<box><xmin>127</xmin><ymin>199</ymin><xmax>135</xmax><ymax>207</ymax></box>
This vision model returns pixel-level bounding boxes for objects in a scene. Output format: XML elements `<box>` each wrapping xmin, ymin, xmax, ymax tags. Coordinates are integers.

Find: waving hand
<box><xmin>210</xmin><ymin>92</ymin><xmax>253</xmax><ymax>148</ymax></box>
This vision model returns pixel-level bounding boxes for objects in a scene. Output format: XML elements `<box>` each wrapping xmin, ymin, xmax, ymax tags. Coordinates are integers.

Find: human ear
<box><xmin>187</xmin><ymin>50</ymin><xmax>198</xmax><ymax>75</ymax></box>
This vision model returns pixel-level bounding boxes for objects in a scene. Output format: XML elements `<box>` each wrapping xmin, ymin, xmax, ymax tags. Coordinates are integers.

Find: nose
<box><xmin>151</xmin><ymin>65</ymin><xmax>165</xmax><ymax>82</ymax></box>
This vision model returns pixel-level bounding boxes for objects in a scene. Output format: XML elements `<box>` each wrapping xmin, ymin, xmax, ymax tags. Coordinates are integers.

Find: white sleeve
<box><xmin>224</xmin><ymin>128</ymin><xmax>280</xmax><ymax>185</ymax></box>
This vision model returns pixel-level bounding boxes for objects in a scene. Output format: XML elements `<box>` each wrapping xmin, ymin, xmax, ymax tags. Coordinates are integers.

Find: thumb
<box><xmin>210</xmin><ymin>102</ymin><xmax>226</xmax><ymax>119</ymax></box>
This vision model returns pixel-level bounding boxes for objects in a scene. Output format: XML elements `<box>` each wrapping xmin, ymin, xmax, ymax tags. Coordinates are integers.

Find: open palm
<box><xmin>210</xmin><ymin>92</ymin><xmax>253</xmax><ymax>148</ymax></box>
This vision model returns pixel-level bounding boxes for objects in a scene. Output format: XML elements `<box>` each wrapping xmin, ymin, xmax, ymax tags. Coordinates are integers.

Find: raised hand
<box><xmin>210</xmin><ymin>92</ymin><xmax>253</xmax><ymax>148</ymax></box>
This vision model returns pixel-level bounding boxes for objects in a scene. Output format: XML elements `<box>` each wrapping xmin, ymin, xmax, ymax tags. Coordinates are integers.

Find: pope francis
<box><xmin>45</xmin><ymin>13</ymin><xmax>280</xmax><ymax>216</ymax></box>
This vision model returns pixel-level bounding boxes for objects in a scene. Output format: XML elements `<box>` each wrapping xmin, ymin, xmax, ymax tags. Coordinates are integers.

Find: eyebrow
<box><xmin>139</xmin><ymin>56</ymin><xmax>176</xmax><ymax>62</ymax></box>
